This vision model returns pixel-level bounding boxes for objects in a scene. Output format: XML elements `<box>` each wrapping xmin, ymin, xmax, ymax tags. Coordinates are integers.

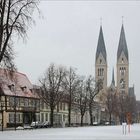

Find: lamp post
<box><xmin>14</xmin><ymin>96</ymin><xmax>17</xmax><ymax>131</ymax></box>
<box><xmin>120</xmin><ymin>80</ymin><xmax>126</xmax><ymax>123</ymax></box>
<box><xmin>35</xmin><ymin>100</ymin><xmax>37</xmax><ymax>128</ymax></box>
<box><xmin>1</xmin><ymin>104</ymin><xmax>4</xmax><ymax>131</ymax></box>
<box><xmin>96</xmin><ymin>108</ymin><xmax>99</xmax><ymax>123</ymax></box>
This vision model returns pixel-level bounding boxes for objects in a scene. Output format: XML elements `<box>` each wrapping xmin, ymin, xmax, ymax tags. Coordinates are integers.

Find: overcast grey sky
<box><xmin>14</xmin><ymin>1</ymin><xmax>140</xmax><ymax>100</ymax></box>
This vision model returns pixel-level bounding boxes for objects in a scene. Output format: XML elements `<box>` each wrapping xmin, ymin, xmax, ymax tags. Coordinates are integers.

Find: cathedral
<box><xmin>95</xmin><ymin>24</ymin><xmax>132</xmax><ymax>96</ymax></box>
<box><xmin>94</xmin><ymin>24</ymin><xmax>136</xmax><ymax>124</ymax></box>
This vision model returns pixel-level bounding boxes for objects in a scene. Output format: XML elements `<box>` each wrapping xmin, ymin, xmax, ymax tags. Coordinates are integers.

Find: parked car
<box><xmin>105</xmin><ymin>122</ymin><xmax>109</xmax><ymax>125</ymax></box>
<box><xmin>30</xmin><ymin>121</ymin><xmax>50</xmax><ymax>128</ymax></box>
<box><xmin>93</xmin><ymin>122</ymin><xmax>99</xmax><ymax>126</ymax></box>
<box><xmin>42</xmin><ymin>121</ymin><xmax>50</xmax><ymax>128</ymax></box>
<box><xmin>16</xmin><ymin>126</ymin><xmax>24</xmax><ymax>130</ymax></box>
<box><xmin>30</xmin><ymin>121</ymin><xmax>39</xmax><ymax>128</ymax></box>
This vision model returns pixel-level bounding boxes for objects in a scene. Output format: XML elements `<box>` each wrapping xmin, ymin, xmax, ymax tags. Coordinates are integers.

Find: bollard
<box><xmin>122</xmin><ymin>122</ymin><xmax>127</xmax><ymax>135</ymax></box>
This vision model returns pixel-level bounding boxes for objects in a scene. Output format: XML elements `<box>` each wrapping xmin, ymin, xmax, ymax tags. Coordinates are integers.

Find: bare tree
<box><xmin>77</xmin><ymin>78</ymin><xmax>88</xmax><ymax>126</ymax></box>
<box><xmin>105</xmin><ymin>88</ymin><xmax>118</xmax><ymax>125</ymax></box>
<box><xmin>127</xmin><ymin>96</ymin><xmax>137</xmax><ymax>123</ymax></box>
<box><xmin>0</xmin><ymin>0</ymin><xmax>39</xmax><ymax>70</ymax></box>
<box><xmin>86</xmin><ymin>76</ymin><xmax>103</xmax><ymax>125</ymax></box>
<box><xmin>117</xmin><ymin>92</ymin><xmax>137</xmax><ymax>124</ymax></box>
<box><xmin>63</xmin><ymin>67</ymin><xmax>79</xmax><ymax>127</ymax></box>
<box><xmin>118</xmin><ymin>92</ymin><xmax>128</xmax><ymax>123</ymax></box>
<box><xmin>121</xmin><ymin>94</ymin><xmax>136</xmax><ymax>124</ymax></box>
<box><xmin>39</xmin><ymin>64</ymin><xmax>66</xmax><ymax>127</ymax></box>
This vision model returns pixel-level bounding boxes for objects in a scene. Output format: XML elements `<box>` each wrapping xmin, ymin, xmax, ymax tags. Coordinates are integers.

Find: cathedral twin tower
<box><xmin>95</xmin><ymin>24</ymin><xmax>129</xmax><ymax>95</ymax></box>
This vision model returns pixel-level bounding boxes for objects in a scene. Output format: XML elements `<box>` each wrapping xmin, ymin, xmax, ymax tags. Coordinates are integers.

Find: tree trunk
<box><xmin>50</xmin><ymin>108</ymin><xmax>54</xmax><ymax>127</ymax></box>
<box><xmin>109</xmin><ymin>112</ymin><xmax>112</xmax><ymax>125</ymax></box>
<box><xmin>81</xmin><ymin>115</ymin><xmax>84</xmax><ymax>126</ymax></box>
<box><xmin>68</xmin><ymin>103</ymin><xmax>71</xmax><ymax>127</ymax></box>
<box><xmin>89</xmin><ymin>105</ymin><xmax>93</xmax><ymax>125</ymax></box>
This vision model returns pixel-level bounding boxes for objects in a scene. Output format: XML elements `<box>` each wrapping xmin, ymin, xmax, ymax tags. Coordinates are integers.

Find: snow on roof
<box><xmin>0</xmin><ymin>69</ymin><xmax>38</xmax><ymax>98</ymax></box>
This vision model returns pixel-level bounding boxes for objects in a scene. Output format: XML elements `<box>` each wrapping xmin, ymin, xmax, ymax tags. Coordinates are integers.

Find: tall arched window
<box><xmin>120</xmin><ymin>67</ymin><xmax>126</xmax><ymax>76</ymax></box>
<box><xmin>120</xmin><ymin>79</ymin><xmax>125</xmax><ymax>89</ymax></box>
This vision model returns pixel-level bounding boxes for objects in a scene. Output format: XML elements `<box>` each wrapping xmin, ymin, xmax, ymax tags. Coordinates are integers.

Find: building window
<box><xmin>9</xmin><ymin>113</ymin><xmax>21</xmax><ymax>123</ymax></box>
<box><xmin>36</xmin><ymin>100</ymin><xmax>40</xmax><ymax>110</ymax></box>
<box><xmin>9</xmin><ymin>114</ymin><xmax>14</xmax><ymax>123</ymax></box>
<box><xmin>45</xmin><ymin>113</ymin><xmax>48</xmax><ymax>121</ymax></box>
<box><xmin>63</xmin><ymin>114</ymin><xmax>65</xmax><ymax>121</ymax></box>
<box><xmin>98</xmin><ymin>68</ymin><xmax>104</xmax><ymax>76</ymax></box>
<box><xmin>120</xmin><ymin>79</ymin><xmax>125</xmax><ymax>89</ymax></box>
<box><xmin>57</xmin><ymin>103</ymin><xmax>59</xmax><ymax>112</ymax></box>
<box><xmin>122</xmin><ymin>58</ymin><xmax>124</xmax><ymax>63</ymax></box>
<box><xmin>63</xmin><ymin>103</ymin><xmax>65</xmax><ymax>111</ymax></box>
<box><xmin>100</xmin><ymin>59</ymin><xmax>102</xmax><ymax>64</ymax></box>
<box><xmin>21</xmin><ymin>86</ymin><xmax>27</xmax><ymax>92</ymax></box>
<box><xmin>17</xmin><ymin>114</ymin><xmax>21</xmax><ymax>123</ymax></box>
<box><xmin>98</xmin><ymin>69</ymin><xmax>101</xmax><ymax>76</ymax></box>
<box><xmin>46</xmin><ymin>104</ymin><xmax>48</xmax><ymax>109</ymax></box>
<box><xmin>9</xmin><ymin>97</ymin><xmax>14</xmax><ymax>107</ymax></box>
<box><xmin>41</xmin><ymin>113</ymin><xmax>44</xmax><ymax>122</ymax></box>
<box><xmin>120</xmin><ymin>67</ymin><xmax>126</xmax><ymax>76</ymax></box>
<box><xmin>8</xmin><ymin>84</ymin><xmax>14</xmax><ymax>92</ymax></box>
<box><xmin>24</xmin><ymin>98</ymin><xmax>28</xmax><ymax>107</ymax></box>
<box><xmin>40</xmin><ymin>100</ymin><xmax>44</xmax><ymax>109</ymax></box>
<box><xmin>20</xmin><ymin>98</ymin><xmax>24</xmax><ymax>107</ymax></box>
<box><xmin>101</xmin><ymin>68</ymin><xmax>104</xmax><ymax>76</ymax></box>
<box><xmin>60</xmin><ymin>102</ymin><xmax>62</xmax><ymax>110</ymax></box>
<box><xmin>36</xmin><ymin>114</ymin><xmax>40</xmax><ymax>122</ymax></box>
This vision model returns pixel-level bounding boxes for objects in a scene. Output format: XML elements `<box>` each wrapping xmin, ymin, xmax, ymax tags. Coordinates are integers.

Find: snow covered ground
<box><xmin>0</xmin><ymin>124</ymin><xmax>140</xmax><ymax>140</ymax></box>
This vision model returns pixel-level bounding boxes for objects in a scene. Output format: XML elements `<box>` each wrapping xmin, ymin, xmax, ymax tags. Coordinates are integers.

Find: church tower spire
<box><xmin>111</xmin><ymin>68</ymin><xmax>115</xmax><ymax>86</ymax></box>
<box><xmin>95</xmin><ymin>25</ymin><xmax>107</xmax><ymax>90</ymax></box>
<box><xmin>110</xmin><ymin>68</ymin><xmax>115</xmax><ymax>91</ymax></box>
<box><xmin>117</xmin><ymin>24</ymin><xmax>129</xmax><ymax>95</ymax></box>
<box><xmin>117</xmin><ymin>24</ymin><xmax>129</xmax><ymax>61</ymax></box>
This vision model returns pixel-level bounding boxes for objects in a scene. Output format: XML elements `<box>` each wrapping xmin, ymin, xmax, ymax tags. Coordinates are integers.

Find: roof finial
<box><xmin>100</xmin><ymin>17</ymin><xmax>102</xmax><ymax>26</ymax></box>
<box><xmin>122</xmin><ymin>16</ymin><xmax>124</xmax><ymax>25</ymax></box>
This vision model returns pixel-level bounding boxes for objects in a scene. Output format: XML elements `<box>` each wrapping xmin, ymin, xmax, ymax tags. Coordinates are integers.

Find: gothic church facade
<box><xmin>95</xmin><ymin>24</ymin><xmax>130</xmax><ymax>96</ymax></box>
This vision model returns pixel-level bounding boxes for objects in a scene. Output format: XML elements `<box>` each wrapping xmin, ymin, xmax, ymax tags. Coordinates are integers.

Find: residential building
<box><xmin>0</xmin><ymin>69</ymin><xmax>39</xmax><ymax>128</ymax></box>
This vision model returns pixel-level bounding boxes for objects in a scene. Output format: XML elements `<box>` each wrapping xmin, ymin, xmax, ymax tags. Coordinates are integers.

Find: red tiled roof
<box><xmin>0</xmin><ymin>69</ymin><xmax>38</xmax><ymax>98</ymax></box>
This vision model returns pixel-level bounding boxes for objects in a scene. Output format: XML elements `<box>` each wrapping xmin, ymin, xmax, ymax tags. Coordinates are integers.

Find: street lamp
<box><xmin>96</xmin><ymin>108</ymin><xmax>99</xmax><ymax>123</ymax></box>
<box><xmin>1</xmin><ymin>104</ymin><xmax>4</xmax><ymax>131</ymax></box>
<box><xmin>34</xmin><ymin>99</ymin><xmax>37</xmax><ymax>128</ymax></box>
<box><xmin>10</xmin><ymin>84</ymin><xmax>17</xmax><ymax>131</ymax></box>
<box><xmin>14</xmin><ymin>95</ymin><xmax>17</xmax><ymax>131</ymax></box>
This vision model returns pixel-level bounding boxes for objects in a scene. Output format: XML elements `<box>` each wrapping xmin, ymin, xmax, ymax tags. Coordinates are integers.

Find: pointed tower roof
<box><xmin>96</xmin><ymin>26</ymin><xmax>107</xmax><ymax>61</ymax></box>
<box><xmin>117</xmin><ymin>24</ymin><xmax>129</xmax><ymax>61</ymax></box>
<box><xmin>111</xmin><ymin>68</ymin><xmax>115</xmax><ymax>86</ymax></box>
<box><xmin>110</xmin><ymin>68</ymin><xmax>115</xmax><ymax>90</ymax></box>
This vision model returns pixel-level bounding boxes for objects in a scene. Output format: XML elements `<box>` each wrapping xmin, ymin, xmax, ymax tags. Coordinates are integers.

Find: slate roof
<box><xmin>0</xmin><ymin>69</ymin><xmax>38</xmax><ymax>98</ymax></box>
<box><xmin>117</xmin><ymin>24</ymin><xmax>129</xmax><ymax>61</ymax></box>
<box><xmin>96</xmin><ymin>26</ymin><xmax>107</xmax><ymax>61</ymax></box>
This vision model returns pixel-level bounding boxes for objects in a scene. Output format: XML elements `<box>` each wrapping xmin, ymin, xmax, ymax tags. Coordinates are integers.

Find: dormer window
<box><xmin>30</xmin><ymin>89</ymin><xmax>33</xmax><ymax>93</ymax></box>
<box><xmin>21</xmin><ymin>86</ymin><xmax>27</xmax><ymax>92</ymax></box>
<box><xmin>8</xmin><ymin>84</ymin><xmax>14</xmax><ymax>92</ymax></box>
